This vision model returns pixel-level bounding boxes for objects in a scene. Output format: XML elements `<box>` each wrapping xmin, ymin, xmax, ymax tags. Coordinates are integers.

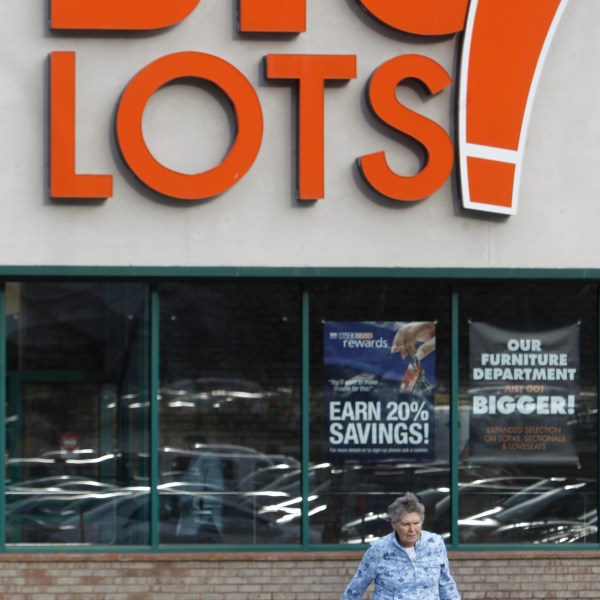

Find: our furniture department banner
<box><xmin>323</xmin><ymin>321</ymin><xmax>436</xmax><ymax>463</ymax></box>
<box><xmin>469</xmin><ymin>322</ymin><xmax>580</xmax><ymax>465</ymax></box>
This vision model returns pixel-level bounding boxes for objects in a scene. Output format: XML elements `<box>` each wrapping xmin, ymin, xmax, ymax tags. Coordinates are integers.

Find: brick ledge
<box><xmin>0</xmin><ymin>549</ymin><xmax>599</xmax><ymax>562</ymax></box>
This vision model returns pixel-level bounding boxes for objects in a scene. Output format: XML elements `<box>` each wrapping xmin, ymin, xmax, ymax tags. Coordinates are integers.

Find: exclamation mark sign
<box><xmin>239</xmin><ymin>0</ymin><xmax>306</xmax><ymax>32</ymax></box>
<box><xmin>458</xmin><ymin>0</ymin><xmax>570</xmax><ymax>215</ymax></box>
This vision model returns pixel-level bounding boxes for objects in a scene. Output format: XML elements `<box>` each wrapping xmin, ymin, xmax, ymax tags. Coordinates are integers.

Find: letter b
<box><xmin>472</xmin><ymin>396</ymin><xmax>489</xmax><ymax>414</ymax></box>
<box><xmin>50</xmin><ymin>0</ymin><xmax>200</xmax><ymax>30</ymax></box>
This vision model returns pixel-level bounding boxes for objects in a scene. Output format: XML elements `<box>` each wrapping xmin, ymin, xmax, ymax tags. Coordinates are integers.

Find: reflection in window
<box><xmin>158</xmin><ymin>282</ymin><xmax>302</xmax><ymax>544</ymax></box>
<box><xmin>2</xmin><ymin>277</ymin><xmax>598</xmax><ymax>550</ymax></box>
<box><xmin>308</xmin><ymin>282</ymin><xmax>452</xmax><ymax>544</ymax></box>
<box><xmin>5</xmin><ymin>282</ymin><xmax>150</xmax><ymax>545</ymax></box>
<box><xmin>458</xmin><ymin>282</ymin><xmax>598</xmax><ymax>544</ymax></box>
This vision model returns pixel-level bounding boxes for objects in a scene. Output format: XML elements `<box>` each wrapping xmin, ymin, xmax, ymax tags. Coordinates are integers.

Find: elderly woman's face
<box><xmin>392</xmin><ymin>511</ymin><xmax>422</xmax><ymax>548</ymax></box>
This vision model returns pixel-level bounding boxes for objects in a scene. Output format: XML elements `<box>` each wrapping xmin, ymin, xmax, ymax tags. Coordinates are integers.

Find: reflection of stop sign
<box><xmin>60</xmin><ymin>432</ymin><xmax>79</xmax><ymax>452</ymax></box>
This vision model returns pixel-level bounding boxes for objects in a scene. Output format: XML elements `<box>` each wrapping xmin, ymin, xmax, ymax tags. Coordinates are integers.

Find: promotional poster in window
<box><xmin>323</xmin><ymin>321</ymin><xmax>436</xmax><ymax>463</ymax></box>
<box><xmin>469</xmin><ymin>322</ymin><xmax>580</xmax><ymax>465</ymax></box>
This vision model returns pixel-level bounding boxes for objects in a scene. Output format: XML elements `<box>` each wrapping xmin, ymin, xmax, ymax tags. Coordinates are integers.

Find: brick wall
<box><xmin>0</xmin><ymin>550</ymin><xmax>599</xmax><ymax>599</ymax></box>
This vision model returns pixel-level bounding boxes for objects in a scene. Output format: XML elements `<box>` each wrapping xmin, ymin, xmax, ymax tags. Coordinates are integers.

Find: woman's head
<box><xmin>388</xmin><ymin>492</ymin><xmax>425</xmax><ymax>523</ymax></box>
<box><xmin>388</xmin><ymin>492</ymin><xmax>425</xmax><ymax>548</ymax></box>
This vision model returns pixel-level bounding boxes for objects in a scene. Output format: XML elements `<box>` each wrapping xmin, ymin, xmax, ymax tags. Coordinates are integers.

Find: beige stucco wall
<box><xmin>1</xmin><ymin>1</ymin><xmax>599</xmax><ymax>269</ymax></box>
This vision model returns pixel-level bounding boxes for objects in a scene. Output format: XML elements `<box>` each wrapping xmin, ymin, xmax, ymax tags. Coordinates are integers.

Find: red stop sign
<box><xmin>60</xmin><ymin>432</ymin><xmax>80</xmax><ymax>452</ymax></box>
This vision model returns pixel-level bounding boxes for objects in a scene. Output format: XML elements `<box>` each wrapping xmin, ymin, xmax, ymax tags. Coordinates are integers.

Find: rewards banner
<box><xmin>323</xmin><ymin>321</ymin><xmax>436</xmax><ymax>463</ymax></box>
<box><xmin>469</xmin><ymin>322</ymin><xmax>579</xmax><ymax>465</ymax></box>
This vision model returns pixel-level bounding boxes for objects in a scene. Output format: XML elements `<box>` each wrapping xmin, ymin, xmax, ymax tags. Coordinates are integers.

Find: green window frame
<box><xmin>0</xmin><ymin>267</ymin><xmax>597</xmax><ymax>553</ymax></box>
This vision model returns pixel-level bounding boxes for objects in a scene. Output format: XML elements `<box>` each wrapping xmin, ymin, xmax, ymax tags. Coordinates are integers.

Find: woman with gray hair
<box><xmin>341</xmin><ymin>492</ymin><xmax>461</xmax><ymax>599</ymax></box>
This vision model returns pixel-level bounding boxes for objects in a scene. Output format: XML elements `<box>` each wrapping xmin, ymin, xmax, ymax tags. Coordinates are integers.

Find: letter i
<box><xmin>458</xmin><ymin>0</ymin><xmax>570</xmax><ymax>215</ymax></box>
<box><xmin>239</xmin><ymin>0</ymin><xmax>306</xmax><ymax>32</ymax></box>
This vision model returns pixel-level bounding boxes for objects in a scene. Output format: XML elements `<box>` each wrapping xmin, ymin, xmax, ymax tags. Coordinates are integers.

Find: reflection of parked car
<box><xmin>6</xmin><ymin>477</ymin><xmax>123</xmax><ymax>544</ymax></box>
<box><xmin>160</xmin><ymin>377</ymin><xmax>290</xmax><ymax>407</ymax></box>
<box><xmin>238</xmin><ymin>463</ymin><xmax>299</xmax><ymax>492</ymax></box>
<box><xmin>315</xmin><ymin>462</ymin><xmax>455</xmax><ymax>544</ymax></box>
<box><xmin>472</xmin><ymin>479</ymin><xmax>594</xmax><ymax>544</ymax></box>
<box><xmin>161</xmin><ymin>444</ymin><xmax>297</xmax><ymax>493</ymax></box>
<box><xmin>437</xmin><ymin>476</ymin><xmax>597</xmax><ymax>544</ymax></box>
<box><xmin>247</xmin><ymin>461</ymin><xmax>454</xmax><ymax>544</ymax></box>
<box><xmin>339</xmin><ymin>484</ymin><xmax>450</xmax><ymax>544</ymax></box>
<box><xmin>493</xmin><ymin>512</ymin><xmax>597</xmax><ymax>544</ymax></box>
<box><xmin>336</xmin><ymin>474</ymin><xmax>598</xmax><ymax>546</ymax></box>
<box><xmin>38</xmin><ymin>486</ymin><xmax>319</xmax><ymax>545</ymax></box>
<box><xmin>7</xmin><ymin>443</ymin><xmax>310</xmax><ymax>546</ymax></box>
<box><xmin>7</xmin><ymin>475</ymin><xmax>117</xmax><ymax>498</ymax></box>
<box><xmin>6</xmin><ymin>451</ymin><xmax>120</xmax><ymax>484</ymax></box>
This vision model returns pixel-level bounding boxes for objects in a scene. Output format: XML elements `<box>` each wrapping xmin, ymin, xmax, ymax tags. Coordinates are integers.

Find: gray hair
<box><xmin>388</xmin><ymin>492</ymin><xmax>425</xmax><ymax>523</ymax></box>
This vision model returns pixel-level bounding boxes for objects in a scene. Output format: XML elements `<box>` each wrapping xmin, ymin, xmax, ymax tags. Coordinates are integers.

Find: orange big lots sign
<box><xmin>49</xmin><ymin>0</ymin><xmax>570</xmax><ymax>216</ymax></box>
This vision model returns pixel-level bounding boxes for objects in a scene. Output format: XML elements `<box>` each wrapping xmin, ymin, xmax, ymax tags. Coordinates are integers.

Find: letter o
<box><xmin>116</xmin><ymin>52</ymin><xmax>263</xmax><ymax>200</ymax></box>
<box><xmin>507</xmin><ymin>339</ymin><xmax>520</xmax><ymax>351</ymax></box>
<box><xmin>526</xmin><ymin>385</ymin><xmax>543</xmax><ymax>393</ymax></box>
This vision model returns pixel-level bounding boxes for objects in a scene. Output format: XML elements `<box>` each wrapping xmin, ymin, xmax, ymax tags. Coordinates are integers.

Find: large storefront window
<box><xmin>158</xmin><ymin>282</ymin><xmax>302</xmax><ymax>544</ymax></box>
<box><xmin>5</xmin><ymin>282</ymin><xmax>149</xmax><ymax>545</ymax></box>
<box><xmin>458</xmin><ymin>282</ymin><xmax>598</xmax><ymax>544</ymax></box>
<box><xmin>1</xmin><ymin>275</ymin><xmax>599</xmax><ymax>550</ymax></box>
<box><xmin>308</xmin><ymin>282</ymin><xmax>452</xmax><ymax>545</ymax></box>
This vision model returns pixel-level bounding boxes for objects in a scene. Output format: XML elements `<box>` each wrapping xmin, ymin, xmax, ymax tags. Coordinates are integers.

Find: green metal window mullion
<box><xmin>450</xmin><ymin>283</ymin><xmax>460</xmax><ymax>549</ymax></box>
<box><xmin>0</xmin><ymin>283</ymin><xmax>5</xmax><ymax>550</ymax></box>
<box><xmin>598</xmin><ymin>285</ymin><xmax>600</xmax><ymax>549</ymax></box>
<box><xmin>150</xmin><ymin>284</ymin><xmax>161</xmax><ymax>549</ymax></box>
<box><xmin>301</xmin><ymin>282</ymin><xmax>311</xmax><ymax>548</ymax></box>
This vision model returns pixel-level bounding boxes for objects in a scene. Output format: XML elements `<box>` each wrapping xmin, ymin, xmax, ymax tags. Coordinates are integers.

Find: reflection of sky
<box><xmin>323</xmin><ymin>321</ymin><xmax>435</xmax><ymax>385</ymax></box>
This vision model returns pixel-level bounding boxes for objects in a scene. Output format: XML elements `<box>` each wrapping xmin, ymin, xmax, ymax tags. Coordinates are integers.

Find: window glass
<box><xmin>5</xmin><ymin>282</ymin><xmax>150</xmax><ymax>545</ymax></box>
<box><xmin>4</xmin><ymin>276</ymin><xmax>598</xmax><ymax>551</ymax></box>
<box><xmin>158</xmin><ymin>282</ymin><xmax>302</xmax><ymax>544</ymax></box>
<box><xmin>309</xmin><ymin>282</ymin><xmax>452</xmax><ymax>544</ymax></box>
<box><xmin>458</xmin><ymin>282</ymin><xmax>598</xmax><ymax>544</ymax></box>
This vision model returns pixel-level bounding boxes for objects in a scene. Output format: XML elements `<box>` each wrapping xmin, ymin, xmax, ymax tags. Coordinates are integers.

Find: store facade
<box><xmin>2</xmin><ymin>1</ymin><xmax>600</xmax><ymax>597</ymax></box>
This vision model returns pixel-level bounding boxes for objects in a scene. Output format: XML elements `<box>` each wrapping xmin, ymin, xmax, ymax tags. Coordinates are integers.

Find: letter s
<box><xmin>358</xmin><ymin>54</ymin><xmax>454</xmax><ymax>202</ymax></box>
<box><xmin>329</xmin><ymin>423</ymin><xmax>344</xmax><ymax>444</ymax></box>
